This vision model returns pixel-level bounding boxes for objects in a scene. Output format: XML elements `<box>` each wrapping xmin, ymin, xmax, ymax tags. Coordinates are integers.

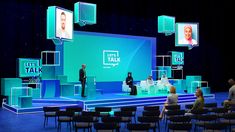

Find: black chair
<box><xmin>43</xmin><ymin>106</ymin><xmax>60</xmax><ymax>127</ymax></box>
<box><xmin>220</xmin><ymin>112</ymin><xmax>235</xmax><ymax>131</ymax></box>
<box><xmin>94</xmin><ymin>123</ymin><xmax>118</xmax><ymax>132</ymax></box>
<box><xmin>163</xmin><ymin>104</ymin><xmax>181</xmax><ymax>119</ymax></box>
<box><xmin>211</xmin><ymin>107</ymin><xmax>228</xmax><ymax>118</ymax></box>
<box><xmin>204</xmin><ymin>102</ymin><xmax>218</xmax><ymax>112</ymax></box>
<box><xmin>168</xmin><ymin>123</ymin><xmax>192</xmax><ymax>132</ymax></box>
<box><xmin>190</xmin><ymin>109</ymin><xmax>208</xmax><ymax>119</ymax></box>
<box><xmin>185</xmin><ymin>104</ymin><xmax>193</xmax><ymax>111</ymax></box>
<box><xmin>120</xmin><ymin>106</ymin><xmax>137</xmax><ymax>123</ymax></box>
<box><xmin>127</xmin><ymin>123</ymin><xmax>150</xmax><ymax>132</ymax></box>
<box><xmin>204</xmin><ymin>123</ymin><xmax>228</xmax><ymax>131</ymax></box>
<box><xmin>138</xmin><ymin>116</ymin><xmax>160</xmax><ymax>132</ymax></box>
<box><xmin>165</xmin><ymin>105</ymin><xmax>181</xmax><ymax>111</ymax></box>
<box><xmin>142</xmin><ymin>110</ymin><xmax>160</xmax><ymax>117</ymax></box>
<box><xmin>144</xmin><ymin>106</ymin><xmax>160</xmax><ymax>111</ymax></box>
<box><xmin>81</xmin><ymin>111</ymin><xmax>99</xmax><ymax>122</ymax></box>
<box><xmin>95</xmin><ymin>107</ymin><xmax>112</xmax><ymax>118</ymax></box>
<box><xmin>167</xmin><ymin>116</ymin><xmax>191</xmax><ymax>132</ymax></box>
<box><xmin>56</xmin><ymin>111</ymin><xmax>73</xmax><ymax>132</ymax></box>
<box><xmin>194</xmin><ymin>114</ymin><xmax>217</xmax><ymax>131</ymax></box>
<box><xmin>65</xmin><ymin>106</ymin><xmax>83</xmax><ymax>116</ymax></box>
<box><xmin>73</xmin><ymin>116</ymin><xmax>94</xmax><ymax>132</ymax></box>
<box><xmin>101</xmin><ymin>116</ymin><xmax>121</xmax><ymax>132</ymax></box>
<box><xmin>114</xmin><ymin>111</ymin><xmax>133</xmax><ymax>127</ymax></box>
<box><xmin>164</xmin><ymin>110</ymin><xmax>185</xmax><ymax>130</ymax></box>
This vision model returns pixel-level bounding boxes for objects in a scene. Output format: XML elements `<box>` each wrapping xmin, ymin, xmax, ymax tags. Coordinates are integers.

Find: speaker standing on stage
<box><xmin>79</xmin><ymin>64</ymin><xmax>86</xmax><ymax>97</ymax></box>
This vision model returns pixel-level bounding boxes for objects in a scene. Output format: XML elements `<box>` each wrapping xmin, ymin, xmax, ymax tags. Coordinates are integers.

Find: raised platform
<box><xmin>2</xmin><ymin>93</ymin><xmax>215</xmax><ymax>114</ymax></box>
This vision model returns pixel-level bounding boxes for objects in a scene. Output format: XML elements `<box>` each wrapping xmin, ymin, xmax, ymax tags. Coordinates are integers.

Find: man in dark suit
<box><xmin>79</xmin><ymin>64</ymin><xmax>86</xmax><ymax>97</ymax></box>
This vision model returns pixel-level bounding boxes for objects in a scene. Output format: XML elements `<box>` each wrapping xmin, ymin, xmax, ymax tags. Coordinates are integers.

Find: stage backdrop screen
<box><xmin>61</xmin><ymin>31</ymin><xmax>156</xmax><ymax>82</ymax></box>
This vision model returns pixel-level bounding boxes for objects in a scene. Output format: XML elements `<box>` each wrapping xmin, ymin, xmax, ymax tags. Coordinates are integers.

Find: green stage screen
<box><xmin>62</xmin><ymin>31</ymin><xmax>156</xmax><ymax>82</ymax></box>
<box><xmin>18</xmin><ymin>58</ymin><xmax>42</xmax><ymax>78</ymax></box>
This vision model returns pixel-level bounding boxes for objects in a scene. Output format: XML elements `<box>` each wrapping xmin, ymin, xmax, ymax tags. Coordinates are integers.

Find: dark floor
<box><xmin>0</xmin><ymin>92</ymin><xmax>229</xmax><ymax>132</ymax></box>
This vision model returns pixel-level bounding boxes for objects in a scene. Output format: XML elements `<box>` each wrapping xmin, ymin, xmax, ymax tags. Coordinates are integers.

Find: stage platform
<box><xmin>2</xmin><ymin>92</ymin><xmax>215</xmax><ymax>114</ymax></box>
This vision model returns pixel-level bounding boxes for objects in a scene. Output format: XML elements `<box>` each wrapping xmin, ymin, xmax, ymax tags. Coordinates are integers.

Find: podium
<box><xmin>86</xmin><ymin>76</ymin><xmax>96</xmax><ymax>98</ymax></box>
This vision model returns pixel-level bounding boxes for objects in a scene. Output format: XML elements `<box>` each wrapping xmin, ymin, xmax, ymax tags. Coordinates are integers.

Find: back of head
<box><xmin>196</xmin><ymin>88</ymin><xmax>204</xmax><ymax>101</ymax></box>
<box><xmin>228</xmin><ymin>78</ymin><xmax>235</xmax><ymax>86</ymax></box>
<box><xmin>170</xmin><ymin>86</ymin><xmax>176</xmax><ymax>94</ymax></box>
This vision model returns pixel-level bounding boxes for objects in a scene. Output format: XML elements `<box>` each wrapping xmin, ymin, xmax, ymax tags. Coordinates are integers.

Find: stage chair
<box><xmin>43</xmin><ymin>106</ymin><xmax>60</xmax><ymax>128</ymax></box>
<box><xmin>122</xmin><ymin>81</ymin><xmax>131</xmax><ymax>93</ymax></box>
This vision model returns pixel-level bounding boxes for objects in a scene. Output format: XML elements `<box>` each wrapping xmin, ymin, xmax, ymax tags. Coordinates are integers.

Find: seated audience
<box><xmin>223</xmin><ymin>77</ymin><xmax>235</xmax><ymax>108</ymax></box>
<box><xmin>186</xmin><ymin>88</ymin><xmax>204</xmax><ymax>113</ymax></box>
<box><xmin>159</xmin><ymin>86</ymin><xmax>178</xmax><ymax>118</ymax></box>
<box><xmin>146</xmin><ymin>75</ymin><xmax>154</xmax><ymax>86</ymax></box>
<box><xmin>157</xmin><ymin>73</ymin><xmax>171</xmax><ymax>92</ymax></box>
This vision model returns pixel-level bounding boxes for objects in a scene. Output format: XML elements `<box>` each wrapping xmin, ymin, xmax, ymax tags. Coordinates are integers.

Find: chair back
<box><xmin>94</xmin><ymin>123</ymin><xmax>117</xmax><ymax>132</ymax></box>
<box><xmin>165</xmin><ymin>104</ymin><xmax>180</xmax><ymax>111</ymax></box>
<box><xmin>169</xmin><ymin>116</ymin><xmax>191</xmax><ymax>123</ymax></box>
<box><xmin>142</xmin><ymin>110</ymin><xmax>160</xmax><ymax>117</ymax></box>
<box><xmin>168</xmin><ymin>123</ymin><xmax>192</xmax><ymax>131</ymax></box>
<box><xmin>144</xmin><ymin>106</ymin><xmax>160</xmax><ymax>111</ymax></box>
<box><xmin>127</xmin><ymin>123</ymin><xmax>150</xmax><ymax>132</ymax></box>
<box><xmin>43</xmin><ymin>106</ymin><xmax>60</xmax><ymax>112</ymax></box>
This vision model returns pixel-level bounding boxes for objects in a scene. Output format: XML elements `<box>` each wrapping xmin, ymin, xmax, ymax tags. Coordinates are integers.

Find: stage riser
<box><xmin>85</xmin><ymin>95</ymin><xmax>195</xmax><ymax>104</ymax></box>
<box><xmin>86</xmin><ymin>100</ymin><xmax>196</xmax><ymax>110</ymax></box>
<box><xmin>85</xmin><ymin>98</ymin><xmax>197</xmax><ymax>109</ymax></box>
<box><xmin>85</xmin><ymin>96</ymin><xmax>196</xmax><ymax>105</ymax></box>
<box><xmin>2</xmin><ymin>94</ymin><xmax>214</xmax><ymax>114</ymax></box>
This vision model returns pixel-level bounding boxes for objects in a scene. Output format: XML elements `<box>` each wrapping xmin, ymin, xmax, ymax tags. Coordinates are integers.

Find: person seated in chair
<box><xmin>126</xmin><ymin>72</ymin><xmax>137</xmax><ymax>95</ymax></box>
<box><xmin>146</xmin><ymin>75</ymin><xmax>154</xmax><ymax>86</ymax></box>
<box><xmin>157</xmin><ymin>73</ymin><xmax>171</xmax><ymax>92</ymax></box>
<box><xmin>223</xmin><ymin>77</ymin><xmax>235</xmax><ymax>109</ymax></box>
<box><xmin>159</xmin><ymin>86</ymin><xmax>178</xmax><ymax>118</ymax></box>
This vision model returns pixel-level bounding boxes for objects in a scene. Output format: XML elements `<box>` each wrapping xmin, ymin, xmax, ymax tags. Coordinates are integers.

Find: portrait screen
<box><xmin>56</xmin><ymin>7</ymin><xmax>73</xmax><ymax>40</ymax></box>
<box><xmin>175</xmin><ymin>23</ymin><xmax>199</xmax><ymax>47</ymax></box>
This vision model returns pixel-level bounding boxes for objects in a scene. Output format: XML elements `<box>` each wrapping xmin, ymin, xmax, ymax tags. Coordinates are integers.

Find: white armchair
<box><xmin>140</xmin><ymin>80</ymin><xmax>149</xmax><ymax>92</ymax></box>
<box><xmin>122</xmin><ymin>81</ymin><xmax>131</xmax><ymax>93</ymax></box>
